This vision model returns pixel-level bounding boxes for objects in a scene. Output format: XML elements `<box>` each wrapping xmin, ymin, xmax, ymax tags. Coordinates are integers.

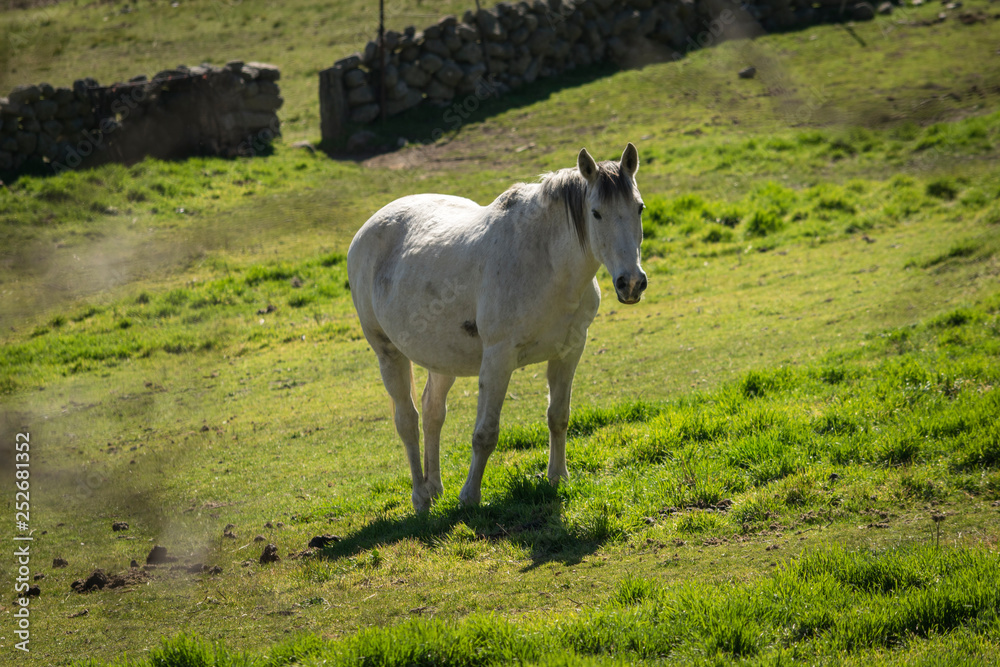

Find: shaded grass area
<box><xmin>4</xmin><ymin>108</ymin><xmax>995</xmax><ymax>233</ymax></box>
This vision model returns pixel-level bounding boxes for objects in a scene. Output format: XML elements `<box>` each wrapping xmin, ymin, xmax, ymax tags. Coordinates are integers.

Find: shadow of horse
<box><xmin>318</xmin><ymin>474</ymin><xmax>606</xmax><ymax>571</ymax></box>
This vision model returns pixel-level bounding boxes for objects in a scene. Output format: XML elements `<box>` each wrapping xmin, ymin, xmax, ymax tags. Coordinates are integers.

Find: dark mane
<box><xmin>539</xmin><ymin>159</ymin><xmax>634</xmax><ymax>247</ymax></box>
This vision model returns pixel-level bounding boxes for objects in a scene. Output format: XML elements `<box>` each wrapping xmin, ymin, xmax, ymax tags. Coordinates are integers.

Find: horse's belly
<box><xmin>410</xmin><ymin>346</ymin><xmax>483</xmax><ymax>377</ymax></box>
<box><xmin>394</xmin><ymin>326</ymin><xmax>572</xmax><ymax>376</ymax></box>
<box><xmin>375</xmin><ymin>287</ymin><xmax>485</xmax><ymax>377</ymax></box>
<box><xmin>390</xmin><ymin>327</ymin><xmax>483</xmax><ymax>377</ymax></box>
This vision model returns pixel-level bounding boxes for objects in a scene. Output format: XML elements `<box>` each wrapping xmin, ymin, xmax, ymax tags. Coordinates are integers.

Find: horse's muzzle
<box><xmin>615</xmin><ymin>272</ymin><xmax>647</xmax><ymax>305</ymax></box>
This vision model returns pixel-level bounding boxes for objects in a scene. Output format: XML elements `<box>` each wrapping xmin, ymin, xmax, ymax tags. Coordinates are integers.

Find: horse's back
<box><xmin>348</xmin><ymin>193</ymin><xmax>484</xmax><ymax>290</ymax></box>
<box><xmin>349</xmin><ymin>193</ymin><xmax>480</xmax><ymax>260</ymax></box>
<box><xmin>347</xmin><ymin>194</ymin><xmax>488</xmax><ymax>374</ymax></box>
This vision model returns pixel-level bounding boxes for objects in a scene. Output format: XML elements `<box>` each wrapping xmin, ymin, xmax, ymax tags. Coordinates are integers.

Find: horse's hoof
<box><xmin>547</xmin><ymin>470</ymin><xmax>569</xmax><ymax>486</ymax></box>
<box><xmin>458</xmin><ymin>485</ymin><xmax>481</xmax><ymax>507</ymax></box>
<box><xmin>412</xmin><ymin>491</ymin><xmax>433</xmax><ymax>513</ymax></box>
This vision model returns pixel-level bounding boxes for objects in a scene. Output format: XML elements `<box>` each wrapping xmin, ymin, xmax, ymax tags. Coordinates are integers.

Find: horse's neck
<box><xmin>538</xmin><ymin>186</ymin><xmax>601</xmax><ymax>286</ymax></box>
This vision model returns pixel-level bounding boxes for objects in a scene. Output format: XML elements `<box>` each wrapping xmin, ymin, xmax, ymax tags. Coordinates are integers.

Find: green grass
<box><xmin>8</xmin><ymin>223</ymin><xmax>1000</xmax><ymax>664</ymax></box>
<box><xmin>2</xmin><ymin>0</ymin><xmax>1000</xmax><ymax>664</ymax></box>
<box><xmin>98</xmin><ymin>544</ymin><xmax>1000</xmax><ymax>665</ymax></box>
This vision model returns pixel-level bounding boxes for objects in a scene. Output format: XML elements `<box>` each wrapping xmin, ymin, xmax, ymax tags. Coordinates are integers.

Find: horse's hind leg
<box><xmin>422</xmin><ymin>372</ymin><xmax>455</xmax><ymax>501</ymax></box>
<box><xmin>377</xmin><ymin>351</ymin><xmax>432</xmax><ymax>512</ymax></box>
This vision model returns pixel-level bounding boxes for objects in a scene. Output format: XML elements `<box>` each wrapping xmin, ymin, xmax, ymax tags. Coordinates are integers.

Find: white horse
<box><xmin>347</xmin><ymin>144</ymin><xmax>647</xmax><ymax>512</ymax></box>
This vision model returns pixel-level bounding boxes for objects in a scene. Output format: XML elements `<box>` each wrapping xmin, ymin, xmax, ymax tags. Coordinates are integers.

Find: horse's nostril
<box><xmin>638</xmin><ymin>275</ymin><xmax>648</xmax><ymax>292</ymax></box>
<box><xmin>615</xmin><ymin>275</ymin><xmax>628</xmax><ymax>291</ymax></box>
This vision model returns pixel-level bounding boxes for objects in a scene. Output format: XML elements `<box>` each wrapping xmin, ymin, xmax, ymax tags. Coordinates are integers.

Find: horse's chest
<box><xmin>511</xmin><ymin>297</ymin><xmax>597</xmax><ymax>366</ymax></box>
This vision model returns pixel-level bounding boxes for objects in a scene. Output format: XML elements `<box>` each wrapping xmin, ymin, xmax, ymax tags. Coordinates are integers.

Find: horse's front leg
<box><xmin>546</xmin><ymin>339</ymin><xmax>586</xmax><ymax>485</ymax></box>
<box><xmin>459</xmin><ymin>345</ymin><xmax>516</xmax><ymax>506</ymax></box>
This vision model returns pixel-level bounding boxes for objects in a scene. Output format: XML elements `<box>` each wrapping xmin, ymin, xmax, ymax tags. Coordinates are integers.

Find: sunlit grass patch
<box><xmin>674</xmin><ymin>510</ymin><xmax>726</xmax><ymax>534</ymax></box>
<box><xmin>497</xmin><ymin>422</ymin><xmax>548</xmax><ymax>451</ymax></box>
<box><xmin>129</xmin><ymin>542</ymin><xmax>1000</xmax><ymax>665</ymax></box>
<box><xmin>484</xmin><ymin>296</ymin><xmax>1000</xmax><ymax>547</ymax></box>
<box><xmin>637</xmin><ymin>166</ymin><xmax>984</xmax><ymax>256</ymax></box>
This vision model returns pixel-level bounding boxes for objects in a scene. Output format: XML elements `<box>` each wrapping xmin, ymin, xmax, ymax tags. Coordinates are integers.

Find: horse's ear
<box><xmin>620</xmin><ymin>142</ymin><xmax>639</xmax><ymax>178</ymax></box>
<box><xmin>577</xmin><ymin>148</ymin><xmax>598</xmax><ymax>184</ymax></box>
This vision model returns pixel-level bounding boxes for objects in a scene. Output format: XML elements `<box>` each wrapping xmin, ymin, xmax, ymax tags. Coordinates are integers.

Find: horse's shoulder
<box><xmin>488</xmin><ymin>183</ymin><xmax>519</xmax><ymax>210</ymax></box>
<box><xmin>489</xmin><ymin>182</ymin><xmax>547</xmax><ymax>214</ymax></box>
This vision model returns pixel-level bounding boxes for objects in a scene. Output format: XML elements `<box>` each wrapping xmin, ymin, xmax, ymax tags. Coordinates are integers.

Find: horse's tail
<box><xmin>389</xmin><ymin>361</ymin><xmax>418</xmax><ymax>418</ymax></box>
<box><xmin>406</xmin><ymin>361</ymin><xmax>417</xmax><ymax>412</ymax></box>
<box><xmin>409</xmin><ymin>362</ymin><xmax>418</xmax><ymax>408</ymax></box>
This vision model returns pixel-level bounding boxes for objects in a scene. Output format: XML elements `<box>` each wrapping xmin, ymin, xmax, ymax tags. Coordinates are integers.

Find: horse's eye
<box><xmin>638</xmin><ymin>203</ymin><xmax>645</xmax><ymax>215</ymax></box>
<box><xmin>592</xmin><ymin>209</ymin><xmax>602</xmax><ymax>220</ymax></box>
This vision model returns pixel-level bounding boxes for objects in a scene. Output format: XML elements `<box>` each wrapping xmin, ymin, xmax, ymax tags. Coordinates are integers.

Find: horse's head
<box><xmin>578</xmin><ymin>143</ymin><xmax>647</xmax><ymax>305</ymax></box>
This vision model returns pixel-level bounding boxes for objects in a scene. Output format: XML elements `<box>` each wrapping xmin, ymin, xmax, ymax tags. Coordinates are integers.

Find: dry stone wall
<box><xmin>320</xmin><ymin>0</ymin><xmax>876</xmax><ymax>142</ymax></box>
<box><xmin>0</xmin><ymin>61</ymin><xmax>282</xmax><ymax>176</ymax></box>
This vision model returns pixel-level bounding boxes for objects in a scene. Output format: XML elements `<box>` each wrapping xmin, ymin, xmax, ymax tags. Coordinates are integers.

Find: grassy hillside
<box><xmin>0</xmin><ymin>0</ymin><xmax>998</xmax><ymax>664</ymax></box>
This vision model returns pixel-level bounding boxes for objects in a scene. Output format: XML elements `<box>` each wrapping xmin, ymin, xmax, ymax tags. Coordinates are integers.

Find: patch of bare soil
<box><xmin>359</xmin><ymin>122</ymin><xmax>550</xmax><ymax>174</ymax></box>
<box><xmin>361</xmin><ymin>142</ymin><xmax>503</xmax><ymax>172</ymax></box>
<box><xmin>71</xmin><ymin>568</ymin><xmax>151</xmax><ymax>593</ymax></box>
